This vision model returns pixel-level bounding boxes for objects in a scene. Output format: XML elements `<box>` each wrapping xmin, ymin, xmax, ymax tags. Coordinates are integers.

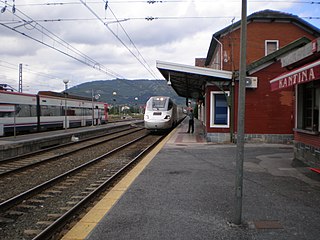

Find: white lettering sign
<box><xmin>278</xmin><ymin>68</ymin><xmax>316</xmax><ymax>89</ymax></box>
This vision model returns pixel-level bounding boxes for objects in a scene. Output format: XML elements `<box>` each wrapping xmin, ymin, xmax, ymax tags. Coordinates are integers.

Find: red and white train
<box><xmin>0</xmin><ymin>90</ymin><xmax>108</xmax><ymax>136</ymax></box>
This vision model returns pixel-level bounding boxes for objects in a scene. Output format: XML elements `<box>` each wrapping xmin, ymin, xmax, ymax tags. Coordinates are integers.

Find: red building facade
<box><xmin>202</xmin><ymin>10</ymin><xmax>320</xmax><ymax>143</ymax></box>
<box><xmin>269</xmin><ymin>39</ymin><xmax>320</xmax><ymax>167</ymax></box>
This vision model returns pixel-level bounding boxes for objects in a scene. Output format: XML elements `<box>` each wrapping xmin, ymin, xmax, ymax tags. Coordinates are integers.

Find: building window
<box><xmin>297</xmin><ymin>82</ymin><xmax>320</xmax><ymax>132</ymax></box>
<box><xmin>210</xmin><ymin>91</ymin><xmax>229</xmax><ymax>128</ymax></box>
<box><xmin>265</xmin><ymin>40</ymin><xmax>279</xmax><ymax>56</ymax></box>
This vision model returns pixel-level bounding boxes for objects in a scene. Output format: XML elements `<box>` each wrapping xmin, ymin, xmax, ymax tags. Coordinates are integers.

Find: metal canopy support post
<box><xmin>234</xmin><ymin>0</ymin><xmax>247</xmax><ymax>225</ymax></box>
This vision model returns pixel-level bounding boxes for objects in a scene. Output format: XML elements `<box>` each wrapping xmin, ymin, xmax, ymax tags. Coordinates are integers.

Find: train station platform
<box><xmin>63</xmin><ymin>118</ymin><xmax>320</xmax><ymax>240</ymax></box>
<box><xmin>0</xmin><ymin>120</ymin><xmax>143</xmax><ymax>160</ymax></box>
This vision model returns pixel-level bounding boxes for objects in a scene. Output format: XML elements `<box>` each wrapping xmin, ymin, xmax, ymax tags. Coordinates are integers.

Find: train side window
<box><xmin>50</xmin><ymin>106</ymin><xmax>60</xmax><ymax>116</ymax></box>
<box><xmin>73</xmin><ymin>107</ymin><xmax>82</xmax><ymax>116</ymax></box>
<box><xmin>0</xmin><ymin>104</ymin><xmax>36</xmax><ymax>117</ymax></box>
<box><xmin>40</xmin><ymin>105</ymin><xmax>60</xmax><ymax>116</ymax></box>
<box><xmin>168</xmin><ymin>99</ymin><xmax>173</xmax><ymax>110</ymax></box>
<box><xmin>16</xmin><ymin>104</ymin><xmax>33</xmax><ymax>117</ymax></box>
<box><xmin>30</xmin><ymin>105</ymin><xmax>37</xmax><ymax>117</ymax></box>
<box><xmin>0</xmin><ymin>111</ymin><xmax>13</xmax><ymax>117</ymax></box>
<box><xmin>69</xmin><ymin>107</ymin><xmax>76</xmax><ymax>116</ymax></box>
<box><xmin>15</xmin><ymin>105</ymin><xmax>22</xmax><ymax>116</ymax></box>
<box><xmin>40</xmin><ymin>105</ymin><xmax>49</xmax><ymax>116</ymax></box>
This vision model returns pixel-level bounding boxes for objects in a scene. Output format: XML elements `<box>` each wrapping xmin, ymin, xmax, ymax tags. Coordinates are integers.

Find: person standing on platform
<box><xmin>187</xmin><ymin>109</ymin><xmax>194</xmax><ymax>133</ymax></box>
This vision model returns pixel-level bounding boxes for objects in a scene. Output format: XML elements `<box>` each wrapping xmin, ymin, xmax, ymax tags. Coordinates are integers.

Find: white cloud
<box><xmin>0</xmin><ymin>0</ymin><xmax>318</xmax><ymax>93</ymax></box>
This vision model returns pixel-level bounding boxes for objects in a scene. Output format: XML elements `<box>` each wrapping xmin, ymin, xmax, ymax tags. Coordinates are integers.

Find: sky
<box><xmin>0</xmin><ymin>0</ymin><xmax>319</xmax><ymax>93</ymax></box>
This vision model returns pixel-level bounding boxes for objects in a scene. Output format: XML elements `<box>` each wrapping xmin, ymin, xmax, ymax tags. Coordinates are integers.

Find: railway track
<box><xmin>0</xmin><ymin>126</ymin><xmax>146</xmax><ymax>202</ymax></box>
<box><xmin>0</xmin><ymin>128</ymin><xmax>166</xmax><ymax>240</ymax></box>
<box><xmin>0</xmin><ymin>125</ymin><xmax>141</xmax><ymax>177</ymax></box>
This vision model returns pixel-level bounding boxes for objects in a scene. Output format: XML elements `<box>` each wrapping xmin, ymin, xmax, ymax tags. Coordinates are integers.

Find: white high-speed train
<box><xmin>144</xmin><ymin>96</ymin><xmax>184</xmax><ymax>131</ymax></box>
<box><xmin>0</xmin><ymin>90</ymin><xmax>108</xmax><ymax>136</ymax></box>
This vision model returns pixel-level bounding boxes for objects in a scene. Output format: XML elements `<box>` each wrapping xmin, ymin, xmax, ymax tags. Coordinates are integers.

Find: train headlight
<box><xmin>164</xmin><ymin>115</ymin><xmax>171</xmax><ymax>119</ymax></box>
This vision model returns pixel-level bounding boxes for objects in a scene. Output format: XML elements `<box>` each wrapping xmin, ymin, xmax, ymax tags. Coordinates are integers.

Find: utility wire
<box><xmin>1</xmin><ymin>15</ymin><xmax>319</xmax><ymax>25</ymax></box>
<box><xmin>0</xmin><ymin>1</ymin><xmax>124</xmax><ymax>79</ymax></box>
<box><xmin>107</xmin><ymin>3</ymin><xmax>159</xmax><ymax>79</ymax></box>
<box><xmin>0</xmin><ymin>16</ymin><xmax>239</xmax><ymax>23</ymax></box>
<box><xmin>79</xmin><ymin>0</ymin><xmax>159</xmax><ymax>79</ymax></box>
<box><xmin>0</xmin><ymin>59</ymin><xmax>65</xmax><ymax>80</ymax></box>
<box><xmin>0</xmin><ymin>63</ymin><xmax>17</xmax><ymax>71</ymax></box>
<box><xmin>12</xmin><ymin>0</ymin><xmax>320</xmax><ymax>6</ymax></box>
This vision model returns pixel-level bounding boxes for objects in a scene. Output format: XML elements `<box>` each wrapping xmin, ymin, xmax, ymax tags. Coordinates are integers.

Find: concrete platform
<box><xmin>63</xmin><ymin>118</ymin><xmax>320</xmax><ymax>240</ymax></box>
<box><xmin>0</xmin><ymin>120</ymin><xmax>143</xmax><ymax>160</ymax></box>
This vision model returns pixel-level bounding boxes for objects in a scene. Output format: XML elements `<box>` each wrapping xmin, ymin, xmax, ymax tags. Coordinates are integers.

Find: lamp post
<box><xmin>134</xmin><ymin>97</ymin><xmax>138</xmax><ymax>114</ymax></box>
<box><xmin>63</xmin><ymin>79</ymin><xmax>69</xmax><ymax>130</ymax></box>
<box><xmin>92</xmin><ymin>90</ymin><xmax>100</xmax><ymax>126</ymax></box>
<box><xmin>112</xmin><ymin>91</ymin><xmax>117</xmax><ymax>115</ymax></box>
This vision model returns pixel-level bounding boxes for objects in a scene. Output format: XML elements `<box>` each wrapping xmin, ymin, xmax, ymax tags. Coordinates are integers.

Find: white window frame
<box><xmin>265</xmin><ymin>40</ymin><xmax>279</xmax><ymax>56</ymax></box>
<box><xmin>210</xmin><ymin>91</ymin><xmax>230</xmax><ymax>128</ymax></box>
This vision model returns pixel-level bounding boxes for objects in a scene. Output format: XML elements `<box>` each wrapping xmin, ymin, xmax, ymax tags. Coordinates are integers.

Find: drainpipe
<box><xmin>213</xmin><ymin>37</ymin><xmax>223</xmax><ymax>70</ymax></box>
<box><xmin>230</xmin><ymin>77</ymin><xmax>235</xmax><ymax>142</ymax></box>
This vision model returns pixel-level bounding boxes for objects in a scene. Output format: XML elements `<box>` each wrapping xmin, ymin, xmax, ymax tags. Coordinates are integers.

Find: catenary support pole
<box><xmin>234</xmin><ymin>0</ymin><xmax>247</xmax><ymax>225</ymax></box>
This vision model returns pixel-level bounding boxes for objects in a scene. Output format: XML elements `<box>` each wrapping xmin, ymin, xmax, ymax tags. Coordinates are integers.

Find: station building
<box><xmin>269</xmin><ymin>39</ymin><xmax>320</xmax><ymax>167</ymax></box>
<box><xmin>157</xmin><ymin>9</ymin><xmax>320</xmax><ymax>144</ymax></box>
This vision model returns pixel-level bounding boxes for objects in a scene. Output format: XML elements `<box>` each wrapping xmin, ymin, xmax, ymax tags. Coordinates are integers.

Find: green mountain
<box><xmin>67</xmin><ymin>79</ymin><xmax>185</xmax><ymax>106</ymax></box>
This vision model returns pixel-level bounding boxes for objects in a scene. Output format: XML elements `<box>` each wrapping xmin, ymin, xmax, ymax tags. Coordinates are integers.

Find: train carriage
<box><xmin>0</xmin><ymin>90</ymin><xmax>108</xmax><ymax>136</ymax></box>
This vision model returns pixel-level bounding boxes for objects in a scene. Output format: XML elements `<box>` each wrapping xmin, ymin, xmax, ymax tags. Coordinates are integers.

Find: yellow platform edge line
<box><xmin>61</xmin><ymin>129</ymin><xmax>176</xmax><ymax>240</ymax></box>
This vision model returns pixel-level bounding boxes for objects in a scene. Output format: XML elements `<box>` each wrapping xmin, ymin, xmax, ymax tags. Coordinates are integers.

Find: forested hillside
<box><xmin>67</xmin><ymin>79</ymin><xmax>185</xmax><ymax>106</ymax></box>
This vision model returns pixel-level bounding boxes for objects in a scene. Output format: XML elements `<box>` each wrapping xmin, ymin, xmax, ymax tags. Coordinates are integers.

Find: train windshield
<box><xmin>147</xmin><ymin>97</ymin><xmax>168</xmax><ymax>110</ymax></box>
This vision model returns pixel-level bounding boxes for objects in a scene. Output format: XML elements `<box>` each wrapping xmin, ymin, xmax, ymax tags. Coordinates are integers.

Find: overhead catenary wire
<box><xmin>0</xmin><ymin>0</ymin><xmax>160</xmax><ymax>80</ymax></box>
<box><xmin>106</xmin><ymin>3</ymin><xmax>159</xmax><ymax>79</ymax></box>
<box><xmin>11</xmin><ymin>0</ymin><xmax>320</xmax><ymax>6</ymax></box>
<box><xmin>0</xmin><ymin>0</ymin><xmax>124</xmax><ymax>79</ymax></box>
<box><xmin>1</xmin><ymin>0</ymin><xmax>318</xmax><ymax>22</ymax></box>
<box><xmin>0</xmin><ymin>0</ymin><xmax>319</xmax><ymax>83</ymax></box>
<box><xmin>0</xmin><ymin>60</ymin><xmax>63</xmax><ymax>91</ymax></box>
<box><xmin>1</xmin><ymin>14</ymin><xmax>319</xmax><ymax>25</ymax></box>
<box><xmin>1</xmin><ymin>0</ymin><xmax>319</xmax><ymax>23</ymax></box>
<box><xmin>0</xmin><ymin>16</ymin><xmax>239</xmax><ymax>24</ymax></box>
<box><xmin>79</xmin><ymin>0</ymin><xmax>159</xmax><ymax>79</ymax></box>
<box><xmin>0</xmin><ymin>59</ymin><xmax>65</xmax><ymax>80</ymax></box>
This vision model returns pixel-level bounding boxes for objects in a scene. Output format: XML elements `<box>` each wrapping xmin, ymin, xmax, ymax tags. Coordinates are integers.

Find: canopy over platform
<box><xmin>156</xmin><ymin>61</ymin><xmax>233</xmax><ymax>100</ymax></box>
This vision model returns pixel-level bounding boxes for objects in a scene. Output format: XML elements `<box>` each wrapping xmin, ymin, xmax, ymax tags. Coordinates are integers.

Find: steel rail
<box><xmin>0</xmin><ymin>128</ymin><xmax>144</xmax><ymax>177</ymax></box>
<box><xmin>0</xmin><ymin>124</ymin><xmax>136</xmax><ymax>164</ymax></box>
<box><xmin>33</xmin><ymin>133</ymin><xmax>165</xmax><ymax>240</ymax></box>
<box><xmin>0</xmin><ymin>132</ymin><xmax>149</xmax><ymax>213</ymax></box>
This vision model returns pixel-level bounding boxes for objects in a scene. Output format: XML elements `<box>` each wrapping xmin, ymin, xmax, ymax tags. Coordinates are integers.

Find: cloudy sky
<box><xmin>0</xmin><ymin>0</ymin><xmax>319</xmax><ymax>93</ymax></box>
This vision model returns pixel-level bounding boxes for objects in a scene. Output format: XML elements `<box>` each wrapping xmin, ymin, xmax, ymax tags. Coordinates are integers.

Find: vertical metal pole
<box><xmin>64</xmin><ymin>84</ymin><xmax>68</xmax><ymax>130</ymax></box>
<box><xmin>92</xmin><ymin>89</ymin><xmax>94</xmax><ymax>126</ymax></box>
<box><xmin>234</xmin><ymin>0</ymin><xmax>247</xmax><ymax>225</ymax></box>
<box><xmin>64</xmin><ymin>95</ymin><xmax>67</xmax><ymax>130</ymax></box>
<box><xmin>19</xmin><ymin>64</ymin><xmax>22</xmax><ymax>93</ymax></box>
<box><xmin>14</xmin><ymin>105</ymin><xmax>16</xmax><ymax>138</ymax></box>
<box><xmin>63</xmin><ymin>79</ymin><xmax>69</xmax><ymax>130</ymax></box>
